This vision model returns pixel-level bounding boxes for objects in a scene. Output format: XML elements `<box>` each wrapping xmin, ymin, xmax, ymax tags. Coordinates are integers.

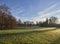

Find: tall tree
<box><xmin>0</xmin><ymin>4</ymin><xmax>16</xmax><ymax>29</ymax></box>
<box><xmin>49</xmin><ymin>16</ymin><xmax>58</xmax><ymax>24</ymax></box>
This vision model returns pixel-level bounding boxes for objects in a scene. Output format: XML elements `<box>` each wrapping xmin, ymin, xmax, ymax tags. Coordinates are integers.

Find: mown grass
<box><xmin>0</xmin><ymin>27</ymin><xmax>60</xmax><ymax>44</ymax></box>
<box><xmin>0</xmin><ymin>27</ymin><xmax>56</xmax><ymax>34</ymax></box>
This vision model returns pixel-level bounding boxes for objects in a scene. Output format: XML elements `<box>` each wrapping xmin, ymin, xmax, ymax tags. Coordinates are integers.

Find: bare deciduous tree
<box><xmin>0</xmin><ymin>4</ymin><xmax>16</xmax><ymax>29</ymax></box>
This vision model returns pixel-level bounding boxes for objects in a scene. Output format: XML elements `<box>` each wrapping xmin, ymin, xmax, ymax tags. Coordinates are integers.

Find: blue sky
<box><xmin>0</xmin><ymin>0</ymin><xmax>60</xmax><ymax>22</ymax></box>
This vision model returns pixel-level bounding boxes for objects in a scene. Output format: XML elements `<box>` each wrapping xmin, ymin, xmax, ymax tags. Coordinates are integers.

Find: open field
<box><xmin>0</xmin><ymin>27</ymin><xmax>60</xmax><ymax>44</ymax></box>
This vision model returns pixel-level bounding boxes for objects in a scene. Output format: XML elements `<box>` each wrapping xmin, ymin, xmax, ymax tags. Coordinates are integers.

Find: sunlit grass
<box><xmin>0</xmin><ymin>27</ymin><xmax>56</xmax><ymax>34</ymax></box>
<box><xmin>0</xmin><ymin>27</ymin><xmax>60</xmax><ymax>44</ymax></box>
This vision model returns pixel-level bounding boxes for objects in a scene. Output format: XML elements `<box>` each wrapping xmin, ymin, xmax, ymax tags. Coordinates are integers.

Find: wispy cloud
<box><xmin>10</xmin><ymin>0</ymin><xmax>60</xmax><ymax>23</ymax></box>
<box><xmin>11</xmin><ymin>7</ymin><xmax>24</xmax><ymax>14</ymax></box>
<box><xmin>28</xmin><ymin>3</ymin><xmax>60</xmax><ymax>23</ymax></box>
<box><xmin>37</xmin><ymin>3</ymin><xmax>58</xmax><ymax>17</ymax></box>
<box><xmin>11</xmin><ymin>6</ymin><xmax>25</xmax><ymax>19</ymax></box>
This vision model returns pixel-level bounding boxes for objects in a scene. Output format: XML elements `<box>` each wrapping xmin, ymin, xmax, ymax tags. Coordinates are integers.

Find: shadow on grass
<box><xmin>12</xmin><ymin>27</ymin><xmax>40</xmax><ymax>30</ymax></box>
<box><xmin>0</xmin><ymin>28</ymin><xmax>57</xmax><ymax>37</ymax></box>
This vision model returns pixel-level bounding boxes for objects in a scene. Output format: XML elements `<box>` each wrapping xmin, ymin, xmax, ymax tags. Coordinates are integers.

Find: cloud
<box><xmin>39</xmin><ymin>4</ymin><xmax>57</xmax><ymax>13</ymax></box>
<box><xmin>38</xmin><ymin>3</ymin><xmax>58</xmax><ymax>17</ymax></box>
<box><xmin>38</xmin><ymin>9</ymin><xmax>60</xmax><ymax>18</ymax></box>
<box><xmin>29</xmin><ymin>4</ymin><xmax>56</xmax><ymax>22</ymax></box>
<box><xmin>10</xmin><ymin>1</ymin><xmax>60</xmax><ymax>24</ymax></box>
<box><xmin>11</xmin><ymin>6</ymin><xmax>25</xmax><ymax>19</ymax></box>
<box><xmin>29</xmin><ymin>3</ymin><xmax>60</xmax><ymax>23</ymax></box>
<box><xmin>11</xmin><ymin>7</ymin><xmax>24</xmax><ymax>14</ymax></box>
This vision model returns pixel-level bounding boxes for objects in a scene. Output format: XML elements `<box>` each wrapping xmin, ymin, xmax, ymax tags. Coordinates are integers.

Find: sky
<box><xmin>0</xmin><ymin>0</ymin><xmax>60</xmax><ymax>23</ymax></box>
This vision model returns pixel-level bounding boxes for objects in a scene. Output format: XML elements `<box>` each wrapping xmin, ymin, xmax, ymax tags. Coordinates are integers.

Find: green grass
<box><xmin>0</xmin><ymin>27</ymin><xmax>60</xmax><ymax>44</ymax></box>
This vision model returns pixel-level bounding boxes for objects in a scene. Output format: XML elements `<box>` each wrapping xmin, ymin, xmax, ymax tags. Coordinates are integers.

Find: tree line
<box><xmin>17</xmin><ymin>16</ymin><xmax>59</xmax><ymax>27</ymax></box>
<box><xmin>0</xmin><ymin>5</ymin><xmax>59</xmax><ymax>29</ymax></box>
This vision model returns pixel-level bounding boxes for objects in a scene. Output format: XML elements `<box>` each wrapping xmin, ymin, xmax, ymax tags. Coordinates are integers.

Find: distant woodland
<box><xmin>0</xmin><ymin>5</ymin><xmax>60</xmax><ymax>29</ymax></box>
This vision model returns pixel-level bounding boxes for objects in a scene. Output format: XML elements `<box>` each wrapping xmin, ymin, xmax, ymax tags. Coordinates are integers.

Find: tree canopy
<box><xmin>0</xmin><ymin>4</ymin><xmax>16</xmax><ymax>29</ymax></box>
